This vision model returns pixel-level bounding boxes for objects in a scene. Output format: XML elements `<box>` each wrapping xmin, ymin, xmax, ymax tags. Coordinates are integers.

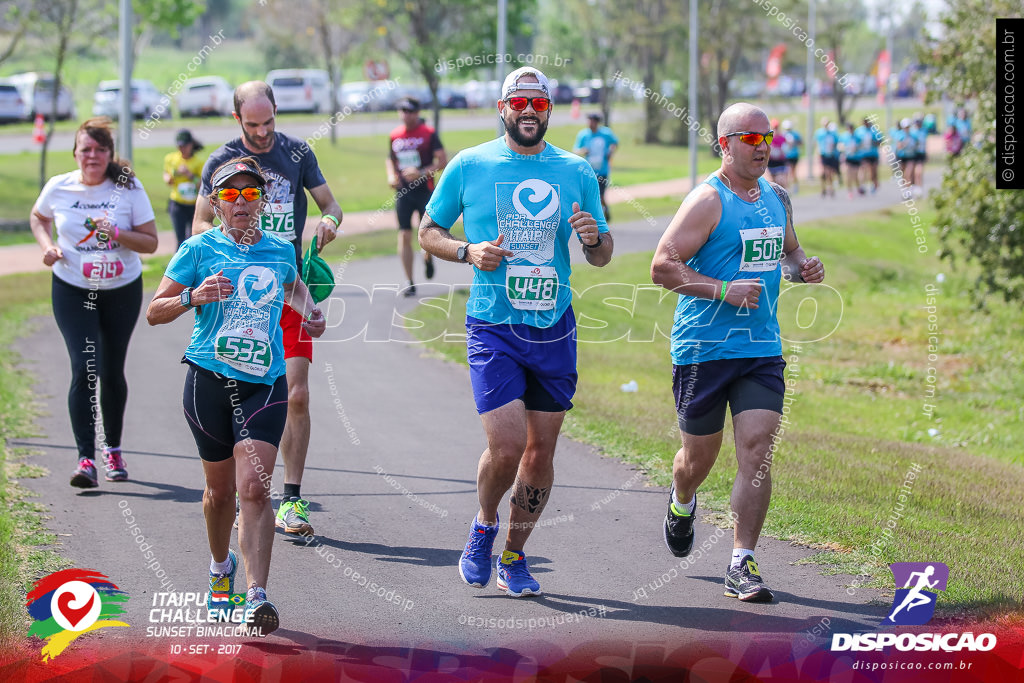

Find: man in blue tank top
<box><xmin>419</xmin><ymin>66</ymin><xmax>613</xmax><ymax>598</ymax></box>
<box><xmin>651</xmin><ymin>103</ymin><xmax>825</xmax><ymax>603</ymax></box>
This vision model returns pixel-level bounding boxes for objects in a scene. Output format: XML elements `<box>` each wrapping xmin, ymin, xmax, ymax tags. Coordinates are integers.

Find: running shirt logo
<box><xmin>214</xmin><ymin>265</ymin><xmax>278</xmax><ymax>377</ymax></box>
<box><xmin>237</xmin><ymin>266</ymin><xmax>278</xmax><ymax>309</ymax></box>
<box><xmin>884</xmin><ymin>562</ymin><xmax>948</xmax><ymax>626</ymax></box>
<box><xmin>511</xmin><ymin>179</ymin><xmax>559</xmax><ymax>222</ymax></box>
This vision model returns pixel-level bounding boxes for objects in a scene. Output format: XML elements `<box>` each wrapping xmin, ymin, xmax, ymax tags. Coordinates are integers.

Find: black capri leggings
<box><xmin>51</xmin><ymin>275</ymin><xmax>143</xmax><ymax>462</ymax></box>
<box><xmin>168</xmin><ymin>199</ymin><xmax>196</xmax><ymax>246</ymax></box>
<box><xmin>182</xmin><ymin>363</ymin><xmax>288</xmax><ymax>463</ymax></box>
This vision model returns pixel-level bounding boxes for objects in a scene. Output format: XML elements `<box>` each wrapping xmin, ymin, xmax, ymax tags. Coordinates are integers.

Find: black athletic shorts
<box><xmin>182</xmin><ymin>362</ymin><xmax>288</xmax><ymax>462</ymax></box>
<box><xmin>596</xmin><ymin>174</ymin><xmax>610</xmax><ymax>199</ymax></box>
<box><xmin>820</xmin><ymin>156</ymin><xmax>841</xmax><ymax>171</ymax></box>
<box><xmin>395</xmin><ymin>184</ymin><xmax>431</xmax><ymax>231</ymax></box>
<box><xmin>672</xmin><ymin>356</ymin><xmax>786</xmax><ymax>436</ymax></box>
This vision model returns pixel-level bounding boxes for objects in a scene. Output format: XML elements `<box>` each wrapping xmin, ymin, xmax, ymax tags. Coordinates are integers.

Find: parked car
<box><xmin>5</xmin><ymin>72</ymin><xmax>76</xmax><ymax>120</ymax></box>
<box><xmin>463</xmin><ymin>80</ymin><xmax>500</xmax><ymax>108</ymax></box>
<box><xmin>394</xmin><ymin>86</ymin><xmax>434</xmax><ymax>110</ymax></box>
<box><xmin>176</xmin><ymin>76</ymin><xmax>233</xmax><ymax>117</ymax></box>
<box><xmin>92</xmin><ymin>79</ymin><xmax>168</xmax><ymax>119</ymax></box>
<box><xmin>549</xmin><ymin>81</ymin><xmax>575</xmax><ymax>104</ymax></box>
<box><xmin>0</xmin><ymin>82</ymin><xmax>26</xmax><ymax>123</ymax></box>
<box><xmin>435</xmin><ymin>86</ymin><xmax>468</xmax><ymax>109</ymax></box>
<box><xmin>340</xmin><ymin>80</ymin><xmax>399</xmax><ymax>112</ymax></box>
<box><xmin>572</xmin><ymin>79</ymin><xmax>604</xmax><ymax>104</ymax></box>
<box><xmin>266</xmin><ymin>69</ymin><xmax>332</xmax><ymax>114</ymax></box>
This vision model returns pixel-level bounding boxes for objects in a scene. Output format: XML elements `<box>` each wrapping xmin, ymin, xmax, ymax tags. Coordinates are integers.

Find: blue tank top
<box><xmin>670</xmin><ymin>175</ymin><xmax>786</xmax><ymax>365</ymax></box>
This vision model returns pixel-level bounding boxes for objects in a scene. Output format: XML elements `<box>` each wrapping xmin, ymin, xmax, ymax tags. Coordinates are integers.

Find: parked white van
<box><xmin>266</xmin><ymin>69</ymin><xmax>332</xmax><ymax>114</ymax></box>
<box><xmin>177</xmin><ymin>76</ymin><xmax>233</xmax><ymax>117</ymax></box>
<box><xmin>5</xmin><ymin>72</ymin><xmax>76</xmax><ymax>120</ymax></box>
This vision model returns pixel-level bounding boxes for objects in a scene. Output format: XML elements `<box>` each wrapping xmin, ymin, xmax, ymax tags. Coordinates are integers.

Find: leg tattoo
<box><xmin>511</xmin><ymin>478</ymin><xmax>551</xmax><ymax>515</ymax></box>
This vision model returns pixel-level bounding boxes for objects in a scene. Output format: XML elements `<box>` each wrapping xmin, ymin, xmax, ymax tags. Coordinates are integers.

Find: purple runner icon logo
<box><xmin>884</xmin><ymin>561</ymin><xmax>948</xmax><ymax>626</ymax></box>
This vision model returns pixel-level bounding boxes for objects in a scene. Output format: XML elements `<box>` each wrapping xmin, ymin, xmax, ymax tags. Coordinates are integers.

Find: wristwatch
<box><xmin>180</xmin><ymin>287</ymin><xmax>194</xmax><ymax>308</ymax></box>
<box><xmin>584</xmin><ymin>233</ymin><xmax>604</xmax><ymax>248</ymax></box>
<box><xmin>456</xmin><ymin>242</ymin><xmax>470</xmax><ymax>262</ymax></box>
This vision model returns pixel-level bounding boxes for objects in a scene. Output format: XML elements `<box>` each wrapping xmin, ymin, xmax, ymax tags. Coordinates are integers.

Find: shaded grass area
<box><xmin>408</xmin><ymin>204</ymin><xmax>1024</xmax><ymax>614</ymax></box>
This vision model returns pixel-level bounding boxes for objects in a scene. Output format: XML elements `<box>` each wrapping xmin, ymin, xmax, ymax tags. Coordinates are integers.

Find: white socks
<box><xmin>731</xmin><ymin>548</ymin><xmax>755</xmax><ymax>568</ymax></box>
<box><xmin>210</xmin><ymin>554</ymin><xmax>233</xmax><ymax>574</ymax></box>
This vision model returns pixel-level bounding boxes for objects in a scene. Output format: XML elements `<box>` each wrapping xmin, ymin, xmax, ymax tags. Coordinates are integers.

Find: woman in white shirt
<box><xmin>30</xmin><ymin>116</ymin><xmax>158</xmax><ymax>489</ymax></box>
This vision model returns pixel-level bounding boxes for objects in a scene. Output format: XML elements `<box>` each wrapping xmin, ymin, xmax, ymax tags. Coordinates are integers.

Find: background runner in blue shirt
<box><xmin>573</xmin><ymin>112</ymin><xmax>618</xmax><ymax>220</ymax></box>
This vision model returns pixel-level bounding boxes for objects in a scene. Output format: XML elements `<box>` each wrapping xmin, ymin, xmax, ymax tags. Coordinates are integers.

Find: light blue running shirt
<box><xmin>574</xmin><ymin>126</ymin><xmax>619</xmax><ymax>177</ymax></box>
<box><xmin>165</xmin><ymin>228</ymin><xmax>298</xmax><ymax>384</ymax></box>
<box><xmin>426</xmin><ymin>137</ymin><xmax>608</xmax><ymax>328</ymax></box>
<box><xmin>670</xmin><ymin>175</ymin><xmax>786</xmax><ymax>365</ymax></box>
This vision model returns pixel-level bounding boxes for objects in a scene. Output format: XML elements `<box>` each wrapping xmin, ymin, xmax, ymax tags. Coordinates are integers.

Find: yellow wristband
<box><xmin>720</xmin><ymin>280</ymin><xmax>728</xmax><ymax>301</ymax></box>
<box><xmin>321</xmin><ymin>214</ymin><xmax>340</xmax><ymax>228</ymax></box>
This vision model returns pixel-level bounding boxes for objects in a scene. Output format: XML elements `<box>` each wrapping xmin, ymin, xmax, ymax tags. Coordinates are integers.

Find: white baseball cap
<box><xmin>501</xmin><ymin>66</ymin><xmax>551</xmax><ymax>100</ymax></box>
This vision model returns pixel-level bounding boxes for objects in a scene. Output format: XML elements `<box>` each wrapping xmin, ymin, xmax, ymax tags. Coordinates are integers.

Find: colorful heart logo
<box><xmin>56</xmin><ymin>591</ymin><xmax>94</xmax><ymax>629</ymax></box>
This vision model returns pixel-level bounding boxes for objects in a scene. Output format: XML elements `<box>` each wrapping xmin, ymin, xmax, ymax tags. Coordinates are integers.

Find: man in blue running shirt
<box><xmin>419</xmin><ymin>66</ymin><xmax>613</xmax><ymax>598</ymax></box>
<box><xmin>651</xmin><ymin>103</ymin><xmax>825</xmax><ymax>603</ymax></box>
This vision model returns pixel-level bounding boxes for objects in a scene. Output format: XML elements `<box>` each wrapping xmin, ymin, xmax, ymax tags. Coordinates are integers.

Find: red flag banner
<box><xmin>876</xmin><ymin>49</ymin><xmax>891</xmax><ymax>91</ymax></box>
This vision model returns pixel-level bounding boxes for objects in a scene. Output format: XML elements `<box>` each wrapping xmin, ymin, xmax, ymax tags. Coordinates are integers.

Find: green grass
<box><xmin>0</xmin><ymin>269</ymin><xmax>64</xmax><ymax>647</ymax></box>
<box><xmin>0</xmin><ymin>118</ymin><xmax>720</xmax><ymax>235</ymax></box>
<box><xmin>408</xmin><ymin>203</ymin><xmax>1024</xmax><ymax>615</ymax></box>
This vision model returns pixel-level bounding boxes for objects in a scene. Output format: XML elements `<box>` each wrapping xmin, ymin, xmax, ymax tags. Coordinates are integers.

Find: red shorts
<box><xmin>280</xmin><ymin>306</ymin><xmax>313</xmax><ymax>361</ymax></box>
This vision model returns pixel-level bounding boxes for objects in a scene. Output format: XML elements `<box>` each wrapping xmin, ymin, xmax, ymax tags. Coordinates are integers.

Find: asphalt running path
<box><xmin>9</xmin><ymin>170</ymin><xmax>931</xmax><ymax>664</ymax></box>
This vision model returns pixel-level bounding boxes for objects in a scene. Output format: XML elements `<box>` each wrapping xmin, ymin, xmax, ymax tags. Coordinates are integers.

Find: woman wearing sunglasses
<box><xmin>146</xmin><ymin>157</ymin><xmax>325</xmax><ymax>637</ymax></box>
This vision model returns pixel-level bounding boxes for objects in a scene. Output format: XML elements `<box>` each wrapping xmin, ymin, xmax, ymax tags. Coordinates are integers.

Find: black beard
<box><xmin>503</xmin><ymin>113</ymin><xmax>548</xmax><ymax>147</ymax></box>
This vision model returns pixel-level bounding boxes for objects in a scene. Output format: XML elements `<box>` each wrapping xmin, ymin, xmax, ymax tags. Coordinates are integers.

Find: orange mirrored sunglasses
<box><xmin>723</xmin><ymin>130</ymin><xmax>774</xmax><ymax>146</ymax></box>
<box><xmin>215</xmin><ymin>187</ymin><xmax>263</xmax><ymax>202</ymax></box>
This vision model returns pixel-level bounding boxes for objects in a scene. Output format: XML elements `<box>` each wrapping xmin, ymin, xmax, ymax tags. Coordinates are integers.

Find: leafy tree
<box><xmin>363</xmin><ymin>0</ymin><xmax>534</xmax><ymax>133</ymax></box>
<box><xmin>0</xmin><ymin>1</ymin><xmax>36</xmax><ymax>68</ymax></box>
<box><xmin>812</xmin><ymin>0</ymin><xmax>868</xmax><ymax>125</ymax></box>
<box><xmin>924</xmin><ymin>0</ymin><xmax>1024</xmax><ymax>302</ymax></box>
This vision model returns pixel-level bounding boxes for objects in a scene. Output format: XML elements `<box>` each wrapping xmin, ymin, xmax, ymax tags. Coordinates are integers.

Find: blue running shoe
<box><xmin>459</xmin><ymin>515</ymin><xmax>499</xmax><ymax>588</ymax></box>
<box><xmin>244</xmin><ymin>586</ymin><xmax>279</xmax><ymax>637</ymax></box>
<box><xmin>496</xmin><ymin>549</ymin><xmax>541</xmax><ymax>597</ymax></box>
<box><xmin>207</xmin><ymin>549</ymin><xmax>237</xmax><ymax>621</ymax></box>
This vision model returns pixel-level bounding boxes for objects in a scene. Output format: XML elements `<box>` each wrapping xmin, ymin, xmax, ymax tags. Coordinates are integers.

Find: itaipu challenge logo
<box><xmin>26</xmin><ymin>568</ymin><xmax>129</xmax><ymax>661</ymax></box>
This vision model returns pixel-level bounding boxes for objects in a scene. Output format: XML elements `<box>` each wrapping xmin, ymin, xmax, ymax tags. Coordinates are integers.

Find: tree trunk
<box><xmin>40</xmin><ymin>0</ymin><xmax>78</xmax><ymax>190</ymax></box>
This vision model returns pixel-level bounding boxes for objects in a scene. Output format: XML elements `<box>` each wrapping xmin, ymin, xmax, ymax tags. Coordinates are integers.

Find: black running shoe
<box><xmin>663</xmin><ymin>489</ymin><xmax>695</xmax><ymax>557</ymax></box>
<box><xmin>403</xmin><ymin>283</ymin><xmax>417</xmax><ymax>297</ymax></box>
<box><xmin>424</xmin><ymin>255</ymin><xmax>435</xmax><ymax>280</ymax></box>
<box><xmin>724</xmin><ymin>555</ymin><xmax>775</xmax><ymax>602</ymax></box>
